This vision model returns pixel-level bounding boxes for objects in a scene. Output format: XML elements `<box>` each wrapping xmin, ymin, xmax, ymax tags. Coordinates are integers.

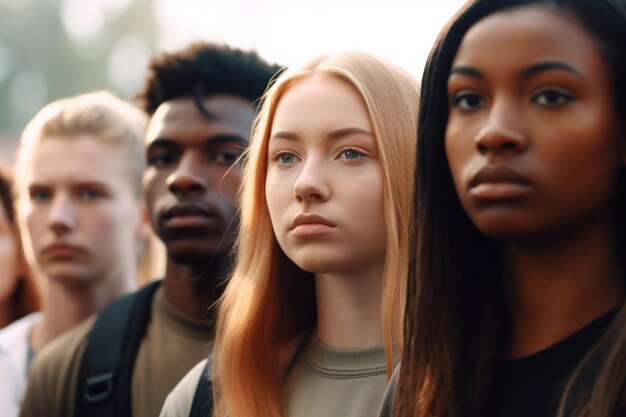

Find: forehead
<box><xmin>272</xmin><ymin>74</ymin><xmax>372</xmax><ymax>133</ymax></box>
<box><xmin>23</xmin><ymin>136</ymin><xmax>134</xmax><ymax>188</ymax></box>
<box><xmin>454</xmin><ymin>6</ymin><xmax>604</xmax><ymax>73</ymax></box>
<box><xmin>145</xmin><ymin>95</ymin><xmax>255</xmax><ymax>146</ymax></box>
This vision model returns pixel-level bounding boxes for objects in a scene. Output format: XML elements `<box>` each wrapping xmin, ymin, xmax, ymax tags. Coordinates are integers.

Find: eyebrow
<box><xmin>450</xmin><ymin>60</ymin><xmax>585</xmax><ymax>80</ymax></box>
<box><xmin>520</xmin><ymin>61</ymin><xmax>585</xmax><ymax>79</ymax></box>
<box><xmin>28</xmin><ymin>181</ymin><xmax>112</xmax><ymax>191</ymax></box>
<box><xmin>270</xmin><ymin>127</ymin><xmax>373</xmax><ymax>141</ymax></box>
<box><xmin>148</xmin><ymin>134</ymin><xmax>248</xmax><ymax>149</ymax></box>
<box><xmin>449</xmin><ymin>66</ymin><xmax>484</xmax><ymax>79</ymax></box>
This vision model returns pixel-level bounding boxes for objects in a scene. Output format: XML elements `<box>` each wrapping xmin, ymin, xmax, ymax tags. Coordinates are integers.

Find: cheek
<box><xmin>220</xmin><ymin>170</ymin><xmax>242</xmax><ymax>202</ymax></box>
<box><xmin>347</xmin><ymin>170</ymin><xmax>386</xmax><ymax>232</ymax></box>
<box><xmin>143</xmin><ymin>170</ymin><xmax>163</xmax><ymax>205</ymax></box>
<box><xmin>537</xmin><ymin>120</ymin><xmax>623</xmax><ymax>204</ymax></box>
<box><xmin>445</xmin><ymin>131</ymin><xmax>473</xmax><ymax>196</ymax></box>
<box><xmin>264</xmin><ymin>177</ymin><xmax>282</xmax><ymax>227</ymax></box>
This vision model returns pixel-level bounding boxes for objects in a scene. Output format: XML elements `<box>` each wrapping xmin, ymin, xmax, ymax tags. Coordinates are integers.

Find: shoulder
<box><xmin>20</xmin><ymin>316</ymin><xmax>96</xmax><ymax>417</ymax></box>
<box><xmin>0</xmin><ymin>312</ymin><xmax>42</xmax><ymax>372</ymax></box>
<box><xmin>159</xmin><ymin>358</ymin><xmax>211</xmax><ymax>417</ymax></box>
<box><xmin>0</xmin><ymin>312</ymin><xmax>42</xmax><ymax>350</ymax></box>
<box><xmin>377</xmin><ymin>363</ymin><xmax>400</xmax><ymax>417</ymax></box>
<box><xmin>33</xmin><ymin>315</ymin><xmax>96</xmax><ymax>372</ymax></box>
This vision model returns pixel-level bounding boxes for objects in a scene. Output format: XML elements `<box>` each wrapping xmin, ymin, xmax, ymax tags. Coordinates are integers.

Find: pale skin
<box><xmin>18</xmin><ymin>137</ymin><xmax>143</xmax><ymax>350</ymax></box>
<box><xmin>314</xmin><ymin>267</ymin><xmax>384</xmax><ymax>349</ymax></box>
<box><xmin>267</xmin><ymin>74</ymin><xmax>387</xmax><ymax>349</ymax></box>
<box><xmin>446</xmin><ymin>7</ymin><xmax>625</xmax><ymax>358</ymax></box>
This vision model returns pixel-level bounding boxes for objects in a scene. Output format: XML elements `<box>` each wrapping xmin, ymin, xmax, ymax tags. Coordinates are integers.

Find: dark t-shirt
<box><xmin>491</xmin><ymin>310</ymin><xmax>615</xmax><ymax>417</ymax></box>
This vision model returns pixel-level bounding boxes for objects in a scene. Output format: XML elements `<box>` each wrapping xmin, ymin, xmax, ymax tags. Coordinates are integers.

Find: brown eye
<box><xmin>452</xmin><ymin>91</ymin><xmax>486</xmax><ymax>110</ymax></box>
<box><xmin>533</xmin><ymin>87</ymin><xmax>574</xmax><ymax>106</ymax></box>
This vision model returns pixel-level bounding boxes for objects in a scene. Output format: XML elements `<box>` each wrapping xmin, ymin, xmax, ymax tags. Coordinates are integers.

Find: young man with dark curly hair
<box><xmin>19</xmin><ymin>43</ymin><xmax>281</xmax><ymax>417</ymax></box>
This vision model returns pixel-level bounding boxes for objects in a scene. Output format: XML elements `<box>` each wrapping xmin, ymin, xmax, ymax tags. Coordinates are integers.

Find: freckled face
<box><xmin>265</xmin><ymin>74</ymin><xmax>387</xmax><ymax>275</ymax></box>
<box><xmin>445</xmin><ymin>6</ymin><xmax>625</xmax><ymax>241</ymax></box>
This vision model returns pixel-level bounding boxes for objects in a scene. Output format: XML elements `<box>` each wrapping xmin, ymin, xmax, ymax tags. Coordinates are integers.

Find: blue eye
<box><xmin>452</xmin><ymin>91</ymin><xmax>486</xmax><ymax>111</ymax></box>
<box><xmin>31</xmin><ymin>190</ymin><xmax>50</xmax><ymax>202</ymax></box>
<box><xmin>80</xmin><ymin>190</ymin><xmax>103</xmax><ymax>200</ymax></box>
<box><xmin>339</xmin><ymin>148</ymin><xmax>362</xmax><ymax>160</ymax></box>
<box><xmin>274</xmin><ymin>152</ymin><xmax>298</xmax><ymax>164</ymax></box>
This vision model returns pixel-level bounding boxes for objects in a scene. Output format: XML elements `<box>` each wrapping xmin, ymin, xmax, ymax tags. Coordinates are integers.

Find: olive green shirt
<box><xmin>20</xmin><ymin>286</ymin><xmax>214</xmax><ymax>417</ymax></box>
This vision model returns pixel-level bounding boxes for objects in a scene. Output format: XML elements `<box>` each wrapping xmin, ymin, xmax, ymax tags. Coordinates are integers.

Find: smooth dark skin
<box><xmin>143</xmin><ymin>95</ymin><xmax>254</xmax><ymax>319</ymax></box>
<box><xmin>446</xmin><ymin>7</ymin><xmax>626</xmax><ymax>358</ymax></box>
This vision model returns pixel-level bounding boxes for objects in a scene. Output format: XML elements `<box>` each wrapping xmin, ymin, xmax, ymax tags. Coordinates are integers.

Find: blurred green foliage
<box><xmin>0</xmin><ymin>0</ymin><xmax>158</xmax><ymax>143</ymax></box>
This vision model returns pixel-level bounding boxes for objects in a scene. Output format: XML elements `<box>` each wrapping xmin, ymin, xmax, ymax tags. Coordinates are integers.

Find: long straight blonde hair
<box><xmin>213</xmin><ymin>51</ymin><xmax>420</xmax><ymax>417</ymax></box>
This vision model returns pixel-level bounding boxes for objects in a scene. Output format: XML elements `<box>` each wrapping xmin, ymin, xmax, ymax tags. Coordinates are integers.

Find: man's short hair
<box><xmin>135</xmin><ymin>42</ymin><xmax>283</xmax><ymax>115</ymax></box>
<box><xmin>15</xmin><ymin>91</ymin><xmax>148</xmax><ymax>196</ymax></box>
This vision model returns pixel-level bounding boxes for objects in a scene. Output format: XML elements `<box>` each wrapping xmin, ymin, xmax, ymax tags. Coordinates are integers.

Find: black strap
<box><xmin>75</xmin><ymin>280</ymin><xmax>162</xmax><ymax>417</ymax></box>
<box><xmin>188</xmin><ymin>359</ymin><xmax>213</xmax><ymax>417</ymax></box>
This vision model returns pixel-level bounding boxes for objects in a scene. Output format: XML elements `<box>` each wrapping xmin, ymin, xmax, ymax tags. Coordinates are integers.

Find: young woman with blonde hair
<box><xmin>159</xmin><ymin>50</ymin><xmax>420</xmax><ymax>417</ymax></box>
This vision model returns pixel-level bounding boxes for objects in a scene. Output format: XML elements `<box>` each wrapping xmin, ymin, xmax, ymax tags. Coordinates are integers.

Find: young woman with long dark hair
<box><xmin>386</xmin><ymin>1</ymin><xmax>626</xmax><ymax>416</ymax></box>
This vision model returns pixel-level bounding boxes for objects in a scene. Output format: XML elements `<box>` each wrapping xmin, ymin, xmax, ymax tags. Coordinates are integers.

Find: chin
<box><xmin>167</xmin><ymin>248</ymin><xmax>230</xmax><ymax>267</ymax></box>
<box><xmin>46</xmin><ymin>270</ymin><xmax>96</xmax><ymax>288</ymax></box>
<box><xmin>291</xmin><ymin>257</ymin><xmax>347</xmax><ymax>275</ymax></box>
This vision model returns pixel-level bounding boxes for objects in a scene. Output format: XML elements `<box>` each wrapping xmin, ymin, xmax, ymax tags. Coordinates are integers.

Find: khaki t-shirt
<box><xmin>20</xmin><ymin>285</ymin><xmax>214</xmax><ymax>417</ymax></box>
<box><xmin>159</xmin><ymin>334</ymin><xmax>390</xmax><ymax>417</ymax></box>
<box><xmin>284</xmin><ymin>334</ymin><xmax>388</xmax><ymax>417</ymax></box>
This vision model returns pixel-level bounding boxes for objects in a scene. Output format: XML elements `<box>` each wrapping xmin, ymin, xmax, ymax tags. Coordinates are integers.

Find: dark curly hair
<box><xmin>135</xmin><ymin>42</ymin><xmax>283</xmax><ymax>115</ymax></box>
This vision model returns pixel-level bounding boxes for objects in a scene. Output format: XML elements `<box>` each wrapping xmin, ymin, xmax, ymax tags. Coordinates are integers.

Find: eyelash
<box><xmin>531</xmin><ymin>87</ymin><xmax>575</xmax><ymax>106</ymax></box>
<box><xmin>335</xmin><ymin>146</ymin><xmax>366</xmax><ymax>160</ymax></box>
<box><xmin>270</xmin><ymin>146</ymin><xmax>367</xmax><ymax>164</ymax></box>
<box><xmin>451</xmin><ymin>90</ymin><xmax>485</xmax><ymax>110</ymax></box>
<box><xmin>271</xmin><ymin>150</ymin><xmax>298</xmax><ymax>164</ymax></box>
<box><xmin>450</xmin><ymin>86</ymin><xmax>575</xmax><ymax>111</ymax></box>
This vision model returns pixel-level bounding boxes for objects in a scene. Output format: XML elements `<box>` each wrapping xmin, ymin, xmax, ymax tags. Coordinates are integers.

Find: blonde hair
<box><xmin>15</xmin><ymin>91</ymin><xmax>147</xmax><ymax>197</ymax></box>
<box><xmin>213</xmin><ymin>51</ymin><xmax>420</xmax><ymax>417</ymax></box>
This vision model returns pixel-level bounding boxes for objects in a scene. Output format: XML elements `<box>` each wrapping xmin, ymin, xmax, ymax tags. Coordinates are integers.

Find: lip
<box><xmin>469</xmin><ymin>166</ymin><xmax>531</xmax><ymax>199</ymax></box>
<box><xmin>162</xmin><ymin>202</ymin><xmax>216</xmax><ymax>228</ymax></box>
<box><xmin>42</xmin><ymin>243</ymin><xmax>83</xmax><ymax>259</ymax></box>
<box><xmin>290</xmin><ymin>213</ymin><xmax>336</xmax><ymax>236</ymax></box>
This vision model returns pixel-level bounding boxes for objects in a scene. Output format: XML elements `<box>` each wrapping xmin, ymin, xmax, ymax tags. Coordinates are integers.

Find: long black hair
<box><xmin>396</xmin><ymin>0</ymin><xmax>626</xmax><ymax>416</ymax></box>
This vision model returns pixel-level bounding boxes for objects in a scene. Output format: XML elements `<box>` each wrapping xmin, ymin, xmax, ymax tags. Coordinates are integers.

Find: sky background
<box><xmin>0</xmin><ymin>0</ymin><xmax>467</xmax><ymax>159</ymax></box>
<box><xmin>152</xmin><ymin>0</ymin><xmax>467</xmax><ymax>76</ymax></box>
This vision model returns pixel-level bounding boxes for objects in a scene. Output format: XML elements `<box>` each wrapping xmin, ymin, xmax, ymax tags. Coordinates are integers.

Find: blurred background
<box><xmin>0</xmin><ymin>0</ymin><xmax>466</xmax><ymax>163</ymax></box>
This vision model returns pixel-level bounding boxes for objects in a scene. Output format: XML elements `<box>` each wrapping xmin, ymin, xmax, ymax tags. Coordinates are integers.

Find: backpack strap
<box><xmin>188</xmin><ymin>359</ymin><xmax>213</xmax><ymax>417</ymax></box>
<box><xmin>75</xmin><ymin>280</ymin><xmax>162</xmax><ymax>417</ymax></box>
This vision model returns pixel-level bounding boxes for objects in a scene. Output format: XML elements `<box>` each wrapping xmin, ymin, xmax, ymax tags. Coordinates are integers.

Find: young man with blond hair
<box><xmin>1</xmin><ymin>91</ymin><xmax>149</xmax><ymax>417</ymax></box>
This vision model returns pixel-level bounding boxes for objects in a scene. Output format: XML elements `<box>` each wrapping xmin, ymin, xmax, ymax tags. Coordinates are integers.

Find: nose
<box><xmin>166</xmin><ymin>151</ymin><xmax>208</xmax><ymax>197</ymax></box>
<box><xmin>293</xmin><ymin>157</ymin><xmax>330</xmax><ymax>203</ymax></box>
<box><xmin>48</xmin><ymin>193</ymin><xmax>75</xmax><ymax>235</ymax></box>
<box><xmin>475</xmin><ymin>98</ymin><xmax>527</xmax><ymax>156</ymax></box>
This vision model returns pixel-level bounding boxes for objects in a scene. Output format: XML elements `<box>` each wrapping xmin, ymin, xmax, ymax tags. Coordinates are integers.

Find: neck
<box><xmin>314</xmin><ymin>263</ymin><xmax>384</xmax><ymax>349</ymax></box>
<box><xmin>163</xmin><ymin>254</ymin><xmax>230</xmax><ymax>321</ymax></box>
<box><xmin>31</xmin><ymin>273</ymin><xmax>136</xmax><ymax>351</ymax></box>
<box><xmin>505</xmin><ymin>216</ymin><xmax>623</xmax><ymax>358</ymax></box>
